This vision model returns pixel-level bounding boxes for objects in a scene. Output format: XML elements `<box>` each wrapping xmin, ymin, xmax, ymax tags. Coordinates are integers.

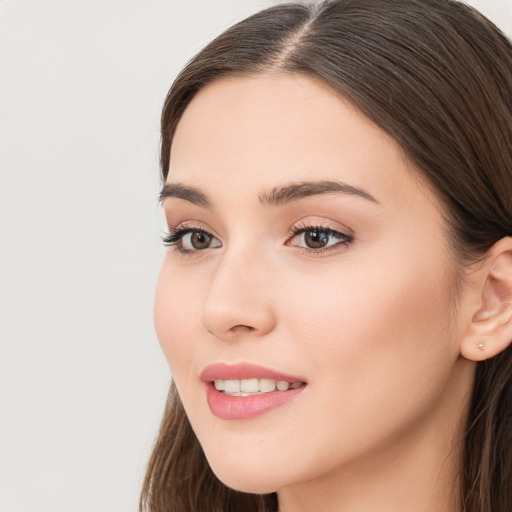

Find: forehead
<box><xmin>168</xmin><ymin>74</ymin><xmax>431</xmax><ymax>209</ymax></box>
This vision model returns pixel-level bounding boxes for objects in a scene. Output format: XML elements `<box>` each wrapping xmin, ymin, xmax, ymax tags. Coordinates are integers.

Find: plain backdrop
<box><xmin>1</xmin><ymin>1</ymin><xmax>511</xmax><ymax>511</ymax></box>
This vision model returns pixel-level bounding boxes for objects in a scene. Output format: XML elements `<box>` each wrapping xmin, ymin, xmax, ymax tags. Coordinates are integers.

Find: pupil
<box><xmin>191</xmin><ymin>231</ymin><xmax>211</xmax><ymax>249</ymax></box>
<box><xmin>305</xmin><ymin>230</ymin><xmax>328</xmax><ymax>249</ymax></box>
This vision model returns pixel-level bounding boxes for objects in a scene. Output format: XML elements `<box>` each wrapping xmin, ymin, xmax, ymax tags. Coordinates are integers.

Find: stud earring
<box><xmin>478</xmin><ymin>340</ymin><xmax>486</xmax><ymax>352</ymax></box>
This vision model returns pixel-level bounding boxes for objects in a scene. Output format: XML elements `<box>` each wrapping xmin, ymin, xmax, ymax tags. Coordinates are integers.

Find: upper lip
<box><xmin>200</xmin><ymin>362</ymin><xmax>306</xmax><ymax>383</ymax></box>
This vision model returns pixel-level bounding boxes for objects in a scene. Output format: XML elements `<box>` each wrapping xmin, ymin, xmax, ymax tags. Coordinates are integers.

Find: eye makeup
<box><xmin>162</xmin><ymin>221</ymin><xmax>354</xmax><ymax>257</ymax></box>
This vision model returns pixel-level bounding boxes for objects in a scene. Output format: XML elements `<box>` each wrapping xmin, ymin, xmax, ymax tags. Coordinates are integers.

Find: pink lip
<box><xmin>200</xmin><ymin>362</ymin><xmax>305</xmax><ymax>383</ymax></box>
<box><xmin>201</xmin><ymin>362</ymin><xmax>307</xmax><ymax>421</ymax></box>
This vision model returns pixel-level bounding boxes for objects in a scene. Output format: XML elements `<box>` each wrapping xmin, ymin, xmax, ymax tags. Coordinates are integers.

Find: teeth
<box><xmin>214</xmin><ymin>378</ymin><xmax>303</xmax><ymax>395</ymax></box>
<box><xmin>240</xmin><ymin>378</ymin><xmax>259</xmax><ymax>392</ymax></box>
<box><xmin>259</xmin><ymin>378</ymin><xmax>276</xmax><ymax>392</ymax></box>
<box><xmin>224</xmin><ymin>380</ymin><xmax>241</xmax><ymax>393</ymax></box>
<box><xmin>213</xmin><ymin>379</ymin><xmax>225</xmax><ymax>391</ymax></box>
<box><xmin>276</xmin><ymin>381</ymin><xmax>290</xmax><ymax>391</ymax></box>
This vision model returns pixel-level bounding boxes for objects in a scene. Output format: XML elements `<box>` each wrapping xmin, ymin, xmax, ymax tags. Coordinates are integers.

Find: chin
<box><xmin>214</xmin><ymin>475</ymin><xmax>278</xmax><ymax>495</ymax></box>
<box><xmin>205</xmin><ymin>455</ymin><xmax>283</xmax><ymax>495</ymax></box>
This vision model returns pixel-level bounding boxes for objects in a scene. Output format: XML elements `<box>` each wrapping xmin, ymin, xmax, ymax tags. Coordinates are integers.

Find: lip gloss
<box><xmin>205</xmin><ymin>383</ymin><xmax>305</xmax><ymax>420</ymax></box>
<box><xmin>201</xmin><ymin>362</ymin><xmax>307</xmax><ymax>420</ymax></box>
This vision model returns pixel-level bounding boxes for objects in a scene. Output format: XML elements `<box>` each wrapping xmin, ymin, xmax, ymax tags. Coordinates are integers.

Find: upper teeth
<box><xmin>214</xmin><ymin>378</ymin><xmax>302</xmax><ymax>396</ymax></box>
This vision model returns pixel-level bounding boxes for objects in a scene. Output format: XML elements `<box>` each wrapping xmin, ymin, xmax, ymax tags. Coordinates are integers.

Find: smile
<box><xmin>214</xmin><ymin>378</ymin><xmax>303</xmax><ymax>396</ymax></box>
<box><xmin>201</xmin><ymin>363</ymin><xmax>307</xmax><ymax>420</ymax></box>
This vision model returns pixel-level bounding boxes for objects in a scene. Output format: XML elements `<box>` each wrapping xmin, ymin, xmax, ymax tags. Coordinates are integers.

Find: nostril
<box><xmin>230</xmin><ymin>324</ymin><xmax>255</xmax><ymax>333</ymax></box>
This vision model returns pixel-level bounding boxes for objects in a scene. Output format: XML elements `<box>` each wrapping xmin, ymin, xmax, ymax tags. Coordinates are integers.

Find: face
<box><xmin>155</xmin><ymin>75</ymin><xmax>469</xmax><ymax>495</ymax></box>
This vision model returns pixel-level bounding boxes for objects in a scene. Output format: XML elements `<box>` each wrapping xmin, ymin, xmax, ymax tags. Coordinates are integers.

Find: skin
<box><xmin>154</xmin><ymin>74</ymin><xmax>483</xmax><ymax>512</ymax></box>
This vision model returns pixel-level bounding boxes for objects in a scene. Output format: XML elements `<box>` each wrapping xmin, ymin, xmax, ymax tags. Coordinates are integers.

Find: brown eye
<box><xmin>180</xmin><ymin>230</ymin><xmax>221</xmax><ymax>252</ymax></box>
<box><xmin>190</xmin><ymin>231</ymin><xmax>212</xmax><ymax>249</ymax></box>
<box><xmin>162</xmin><ymin>227</ymin><xmax>222</xmax><ymax>252</ymax></box>
<box><xmin>304</xmin><ymin>229</ymin><xmax>329</xmax><ymax>249</ymax></box>
<box><xmin>287</xmin><ymin>225</ymin><xmax>353</xmax><ymax>253</ymax></box>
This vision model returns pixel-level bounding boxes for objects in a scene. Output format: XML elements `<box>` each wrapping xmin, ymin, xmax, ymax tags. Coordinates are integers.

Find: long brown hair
<box><xmin>141</xmin><ymin>1</ymin><xmax>512</xmax><ymax>511</ymax></box>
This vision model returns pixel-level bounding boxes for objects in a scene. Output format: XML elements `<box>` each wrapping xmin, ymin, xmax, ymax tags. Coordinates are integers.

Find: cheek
<box><xmin>285</xmin><ymin>248</ymin><xmax>455</xmax><ymax>382</ymax></box>
<box><xmin>276</xmin><ymin>247</ymin><xmax>458</xmax><ymax>457</ymax></box>
<box><xmin>154</xmin><ymin>261</ymin><xmax>201</xmax><ymax>379</ymax></box>
<box><xmin>290</xmin><ymin>265</ymin><xmax>448</xmax><ymax>348</ymax></box>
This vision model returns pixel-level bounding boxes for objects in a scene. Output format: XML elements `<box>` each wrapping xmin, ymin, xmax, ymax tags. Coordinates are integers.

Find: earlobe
<box><xmin>460</xmin><ymin>237</ymin><xmax>512</xmax><ymax>361</ymax></box>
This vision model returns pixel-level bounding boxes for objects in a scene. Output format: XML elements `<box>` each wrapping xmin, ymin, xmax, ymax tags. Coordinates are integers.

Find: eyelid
<box><xmin>287</xmin><ymin>220</ymin><xmax>353</xmax><ymax>238</ymax></box>
<box><xmin>166</xmin><ymin>220</ymin><xmax>220</xmax><ymax>239</ymax></box>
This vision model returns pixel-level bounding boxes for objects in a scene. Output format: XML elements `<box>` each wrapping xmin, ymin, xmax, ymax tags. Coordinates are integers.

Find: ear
<box><xmin>460</xmin><ymin>237</ymin><xmax>512</xmax><ymax>361</ymax></box>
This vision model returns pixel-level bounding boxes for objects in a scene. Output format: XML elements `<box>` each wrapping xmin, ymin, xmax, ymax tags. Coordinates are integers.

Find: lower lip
<box><xmin>206</xmin><ymin>383</ymin><xmax>306</xmax><ymax>420</ymax></box>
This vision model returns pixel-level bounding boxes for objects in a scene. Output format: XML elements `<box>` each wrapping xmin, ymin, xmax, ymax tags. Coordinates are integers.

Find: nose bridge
<box><xmin>200</xmin><ymin>243</ymin><xmax>276</xmax><ymax>340</ymax></box>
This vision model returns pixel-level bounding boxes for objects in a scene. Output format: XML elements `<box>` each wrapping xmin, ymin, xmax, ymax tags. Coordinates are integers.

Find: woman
<box><xmin>141</xmin><ymin>1</ymin><xmax>512</xmax><ymax>511</ymax></box>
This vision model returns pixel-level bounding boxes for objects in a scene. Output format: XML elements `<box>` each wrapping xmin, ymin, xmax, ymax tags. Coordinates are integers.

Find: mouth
<box><xmin>213</xmin><ymin>377</ymin><xmax>304</xmax><ymax>396</ymax></box>
<box><xmin>201</xmin><ymin>362</ymin><xmax>307</xmax><ymax>420</ymax></box>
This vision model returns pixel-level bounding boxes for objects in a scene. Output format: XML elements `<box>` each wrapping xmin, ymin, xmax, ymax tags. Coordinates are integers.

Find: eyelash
<box><xmin>286</xmin><ymin>223</ymin><xmax>354</xmax><ymax>254</ymax></box>
<box><xmin>162</xmin><ymin>225</ymin><xmax>214</xmax><ymax>254</ymax></box>
<box><xmin>162</xmin><ymin>223</ymin><xmax>354</xmax><ymax>255</ymax></box>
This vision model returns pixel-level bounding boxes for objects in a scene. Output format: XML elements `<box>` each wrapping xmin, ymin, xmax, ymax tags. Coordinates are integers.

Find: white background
<box><xmin>1</xmin><ymin>1</ymin><xmax>511</xmax><ymax>511</ymax></box>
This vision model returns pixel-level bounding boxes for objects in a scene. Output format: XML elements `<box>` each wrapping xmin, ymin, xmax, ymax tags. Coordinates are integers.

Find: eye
<box><xmin>162</xmin><ymin>227</ymin><xmax>221</xmax><ymax>253</ymax></box>
<box><xmin>287</xmin><ymin>225</ymin><xmax>353</xmax><ymax>252</ymax></box>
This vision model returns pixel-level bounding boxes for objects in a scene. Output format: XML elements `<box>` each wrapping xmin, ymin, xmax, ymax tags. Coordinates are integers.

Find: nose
<box><xmin>200</xmin><ymin>248</ymin><xmax>277</xmax><ymax>341</ymax></box>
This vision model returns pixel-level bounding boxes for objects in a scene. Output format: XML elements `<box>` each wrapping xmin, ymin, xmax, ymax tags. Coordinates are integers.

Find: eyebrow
<box><xmin>259</xmin><ymin>180</ymin><xmax>378</xmax><ymax>206</ymax></box>
<box><xmin>160</xmin><ymin>183</ymin><xmax>212</xmax><ymax>208</ymax></box>
<box><xmin>160</xmin><ymin>180</ymin><xmax>378</xmax><ymax>208</ymax></box>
